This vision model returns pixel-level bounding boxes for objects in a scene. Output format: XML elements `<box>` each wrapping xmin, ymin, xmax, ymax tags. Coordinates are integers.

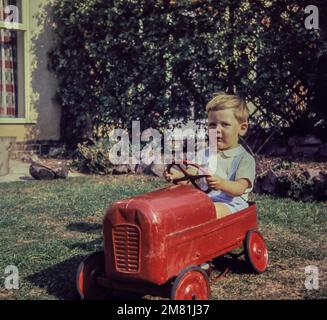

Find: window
<box><xmin>0</xmin><ymin>0</ymin><xmax>29</xmax><ymax>122</ymax></box>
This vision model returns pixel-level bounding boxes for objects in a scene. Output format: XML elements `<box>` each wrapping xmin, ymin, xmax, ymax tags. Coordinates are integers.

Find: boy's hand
<box><xmin>205</xmin><ymin>175</ymin><xmax>223</xmax><ymax>190</ymax></box>
<box><xmin>200</xmin><ymin>167</ymin><xmax>223</xmax><ymax>190</ymax></box>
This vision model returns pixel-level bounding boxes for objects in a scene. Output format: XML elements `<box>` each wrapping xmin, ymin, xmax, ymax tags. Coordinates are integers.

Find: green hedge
<box><xmin>49</xmin><ymin>0</ymin><xmax>327</xmax><ymax>148</ymax></box>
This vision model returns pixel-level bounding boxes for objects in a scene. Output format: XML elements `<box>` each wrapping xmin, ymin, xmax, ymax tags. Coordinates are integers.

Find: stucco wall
<box><xmin>0</xmin><ymin>0</ymin><xmax>61</xmax><ymax>142</ymax></box>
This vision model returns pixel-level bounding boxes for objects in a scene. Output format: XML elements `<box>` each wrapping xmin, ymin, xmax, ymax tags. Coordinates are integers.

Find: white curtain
<box><xmin>0</xmin><ymin>0</ymin><xmax>17</xmax><ymax>117</ymax></box>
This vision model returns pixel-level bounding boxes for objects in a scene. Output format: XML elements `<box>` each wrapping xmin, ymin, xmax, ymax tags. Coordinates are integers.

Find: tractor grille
<box><xmin>112</xmin><ymin>224</ymin><xmax>140</xmax><ymax>273</ymax></box>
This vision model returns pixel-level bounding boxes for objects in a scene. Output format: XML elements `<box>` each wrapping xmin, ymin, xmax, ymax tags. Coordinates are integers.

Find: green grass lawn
<box><xmin>0</xmin><ymin>175</ymin><xmax>326</xmax><ymax>300</ymax></box>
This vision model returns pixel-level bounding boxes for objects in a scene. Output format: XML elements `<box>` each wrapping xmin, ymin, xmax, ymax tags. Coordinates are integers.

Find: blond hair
<box><xmin>206</xmin><ymin>92</ymin><xmax>249</xmax><ymax>123</ymax></box>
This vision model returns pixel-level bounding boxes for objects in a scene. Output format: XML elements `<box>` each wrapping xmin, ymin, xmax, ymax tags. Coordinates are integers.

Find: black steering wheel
<box><xmin>166</xmin><ymin>160</ymin><xmax>212</xmax><ymax>193</ymax></box>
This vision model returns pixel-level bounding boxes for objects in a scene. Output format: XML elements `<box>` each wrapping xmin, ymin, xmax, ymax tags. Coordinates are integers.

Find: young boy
<box><xmin>164</xmin><ymin>93</ymin><xmax>255</xmax><ymax>219</ymax></box>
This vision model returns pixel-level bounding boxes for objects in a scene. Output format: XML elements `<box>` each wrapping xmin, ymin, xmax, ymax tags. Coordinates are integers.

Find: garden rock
<box><xmin>135</xmin><ymin>161</ymin><xmax>152</xmax><ymax>175</ymax></box>
<box><xmin>52</xmin><ymin>166</ymin><xmax>69</xmax><ymax>179</ymax></box>
<box><xmin>112</xmin><ymin>165</ymin><xmax>130</xmax><ymax>175</ymax></box>
<box><xmin>149</xmin><ymin>163</ymin><xmax>166</xmax><ymax>177</ymax></box>
<box><xmin>253</xmin><ymin>156</ymin><xmax>327</xmax><ymax>201</ymax></box>
<box><xmin>261</xmin><ymin>170</ymin><xmax>278</xmax><ymax>193</ymax></box>
<box><xmin>29</xmin><ymin>162</ymin><xmax>68</xmax><ymax>180</ymax></box>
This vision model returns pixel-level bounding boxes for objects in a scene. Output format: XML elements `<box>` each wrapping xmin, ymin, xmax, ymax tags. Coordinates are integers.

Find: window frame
<box><xmin>0</xmin><ymin>0</ymin><xmax>33</xmax><ymax>124</ymax></box>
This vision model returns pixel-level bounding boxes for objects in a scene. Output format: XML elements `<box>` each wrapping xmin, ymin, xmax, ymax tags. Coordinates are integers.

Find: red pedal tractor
<box><xmin>76</xmin><ymin>162</ymin><xmax>268</xmax><ymax>300</ymax></box>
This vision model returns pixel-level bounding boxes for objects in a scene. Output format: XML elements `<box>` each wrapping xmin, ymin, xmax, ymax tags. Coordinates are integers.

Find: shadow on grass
<box><xmin>27</xmin><ymin>221</ymin><xmax>103</xmax><ymax>300</ymax></box>
<box><xmin>27</xmin><ymin>223</ymin><xmax>144</xmax><ymax>300</ymax></box>
<box><xmin>27</xmin><ymin>255</ymin><xmax>85</xmax><ymax>300</ymax></box>
<box><xmin>27</xmin><ymin>254</ymin><xmax>145</xmax><ymax>300</ymax></box>
<box><xmin>19</xmin><ymin>176</ymin><xmax>35</xmax><ymax>181</ymax></box>
<box><xmin>66</xmin><ymin>222</ymin><xmax>102</xmax><ymax>234</ymax></box>
<box><xmin>213</xmin><ymin>255</ymin><xmax>254</xmax><ymax>275</ymax></box>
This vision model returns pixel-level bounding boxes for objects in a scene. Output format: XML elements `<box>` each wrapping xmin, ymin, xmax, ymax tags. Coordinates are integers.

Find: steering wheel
<box><xmin>166</xmin><ymin>160</ymin><xmax>212</xmax><ymax>193</ymax></box>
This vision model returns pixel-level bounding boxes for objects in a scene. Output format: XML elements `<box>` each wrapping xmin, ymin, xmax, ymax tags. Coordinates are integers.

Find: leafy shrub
<box><xmin>273</xmin><ymin>161</ymin><xmax>295</xmax><ymax>171</ymax></box>
<box><xmin>49</xmin><ymin>0</ymin><xmax>327</xmax><ymax>149</ymax></box>
<box><xmin>275</xmin><ymin>173</ymin><xmax>318</xmax><ymax>201</ymax></box>
<box><xmin>75</xmin><ymin>138</ymin><xmax>116</xmax><ymax>174</ymax></box>
<box><xmin>286</xmin><ymin>174</ymin><xmax>315</xmax><ymax>201</ymax></box>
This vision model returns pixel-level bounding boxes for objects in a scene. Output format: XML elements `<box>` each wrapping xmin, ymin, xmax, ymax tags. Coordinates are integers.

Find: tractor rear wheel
<box><xmin>244</xmin><ymin>229</ymin><xmax>268</xmax><ymax>274</ymax></box>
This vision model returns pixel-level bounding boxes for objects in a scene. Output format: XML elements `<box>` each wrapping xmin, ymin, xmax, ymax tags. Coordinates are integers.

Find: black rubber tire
<box><xmin>76</xmin><ymin>251</ymin><xmax>108</xmax><ymax>300</ymax></box>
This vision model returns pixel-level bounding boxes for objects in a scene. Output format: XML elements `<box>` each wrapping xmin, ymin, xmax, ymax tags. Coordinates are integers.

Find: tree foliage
<box><xmin>49</xmin><ymin>0</ymin><xmax>327</xmax><ymax>148</ymax></box>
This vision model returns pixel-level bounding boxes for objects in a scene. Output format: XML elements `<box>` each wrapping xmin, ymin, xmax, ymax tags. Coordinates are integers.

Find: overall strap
<box><xmin>204</xmin><ymin>148</ymin><xmax>210</xmax><ymax>160</ymax></box>
<box><xmin>228</xmin><ymin>152</ymin><xmax>245</xmax><ymax>181</ymax></box>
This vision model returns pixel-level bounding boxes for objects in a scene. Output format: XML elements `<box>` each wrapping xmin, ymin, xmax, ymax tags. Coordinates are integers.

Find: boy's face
<box><xmin>208</xmin><ymin>109</ymin><xmax>248</xmax><ymax>150</ymax></box>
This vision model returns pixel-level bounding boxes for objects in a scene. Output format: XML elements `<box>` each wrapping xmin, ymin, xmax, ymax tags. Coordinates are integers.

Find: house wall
<box><xmin>0</xmin><ymin>0</ymin><xmax>61</xmax><ymax>152</ymax></box>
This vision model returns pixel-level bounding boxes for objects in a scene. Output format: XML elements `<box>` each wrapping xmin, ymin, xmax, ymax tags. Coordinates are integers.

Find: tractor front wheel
<box><xmin>171</xmin><ymin>266</ymin><xmax>210</xmax><ymax>300</ymax></box>
<box><xmin>76</xmin><ymin>251</ymin><xmax>107</xmax><ymax>300</ymax></box>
